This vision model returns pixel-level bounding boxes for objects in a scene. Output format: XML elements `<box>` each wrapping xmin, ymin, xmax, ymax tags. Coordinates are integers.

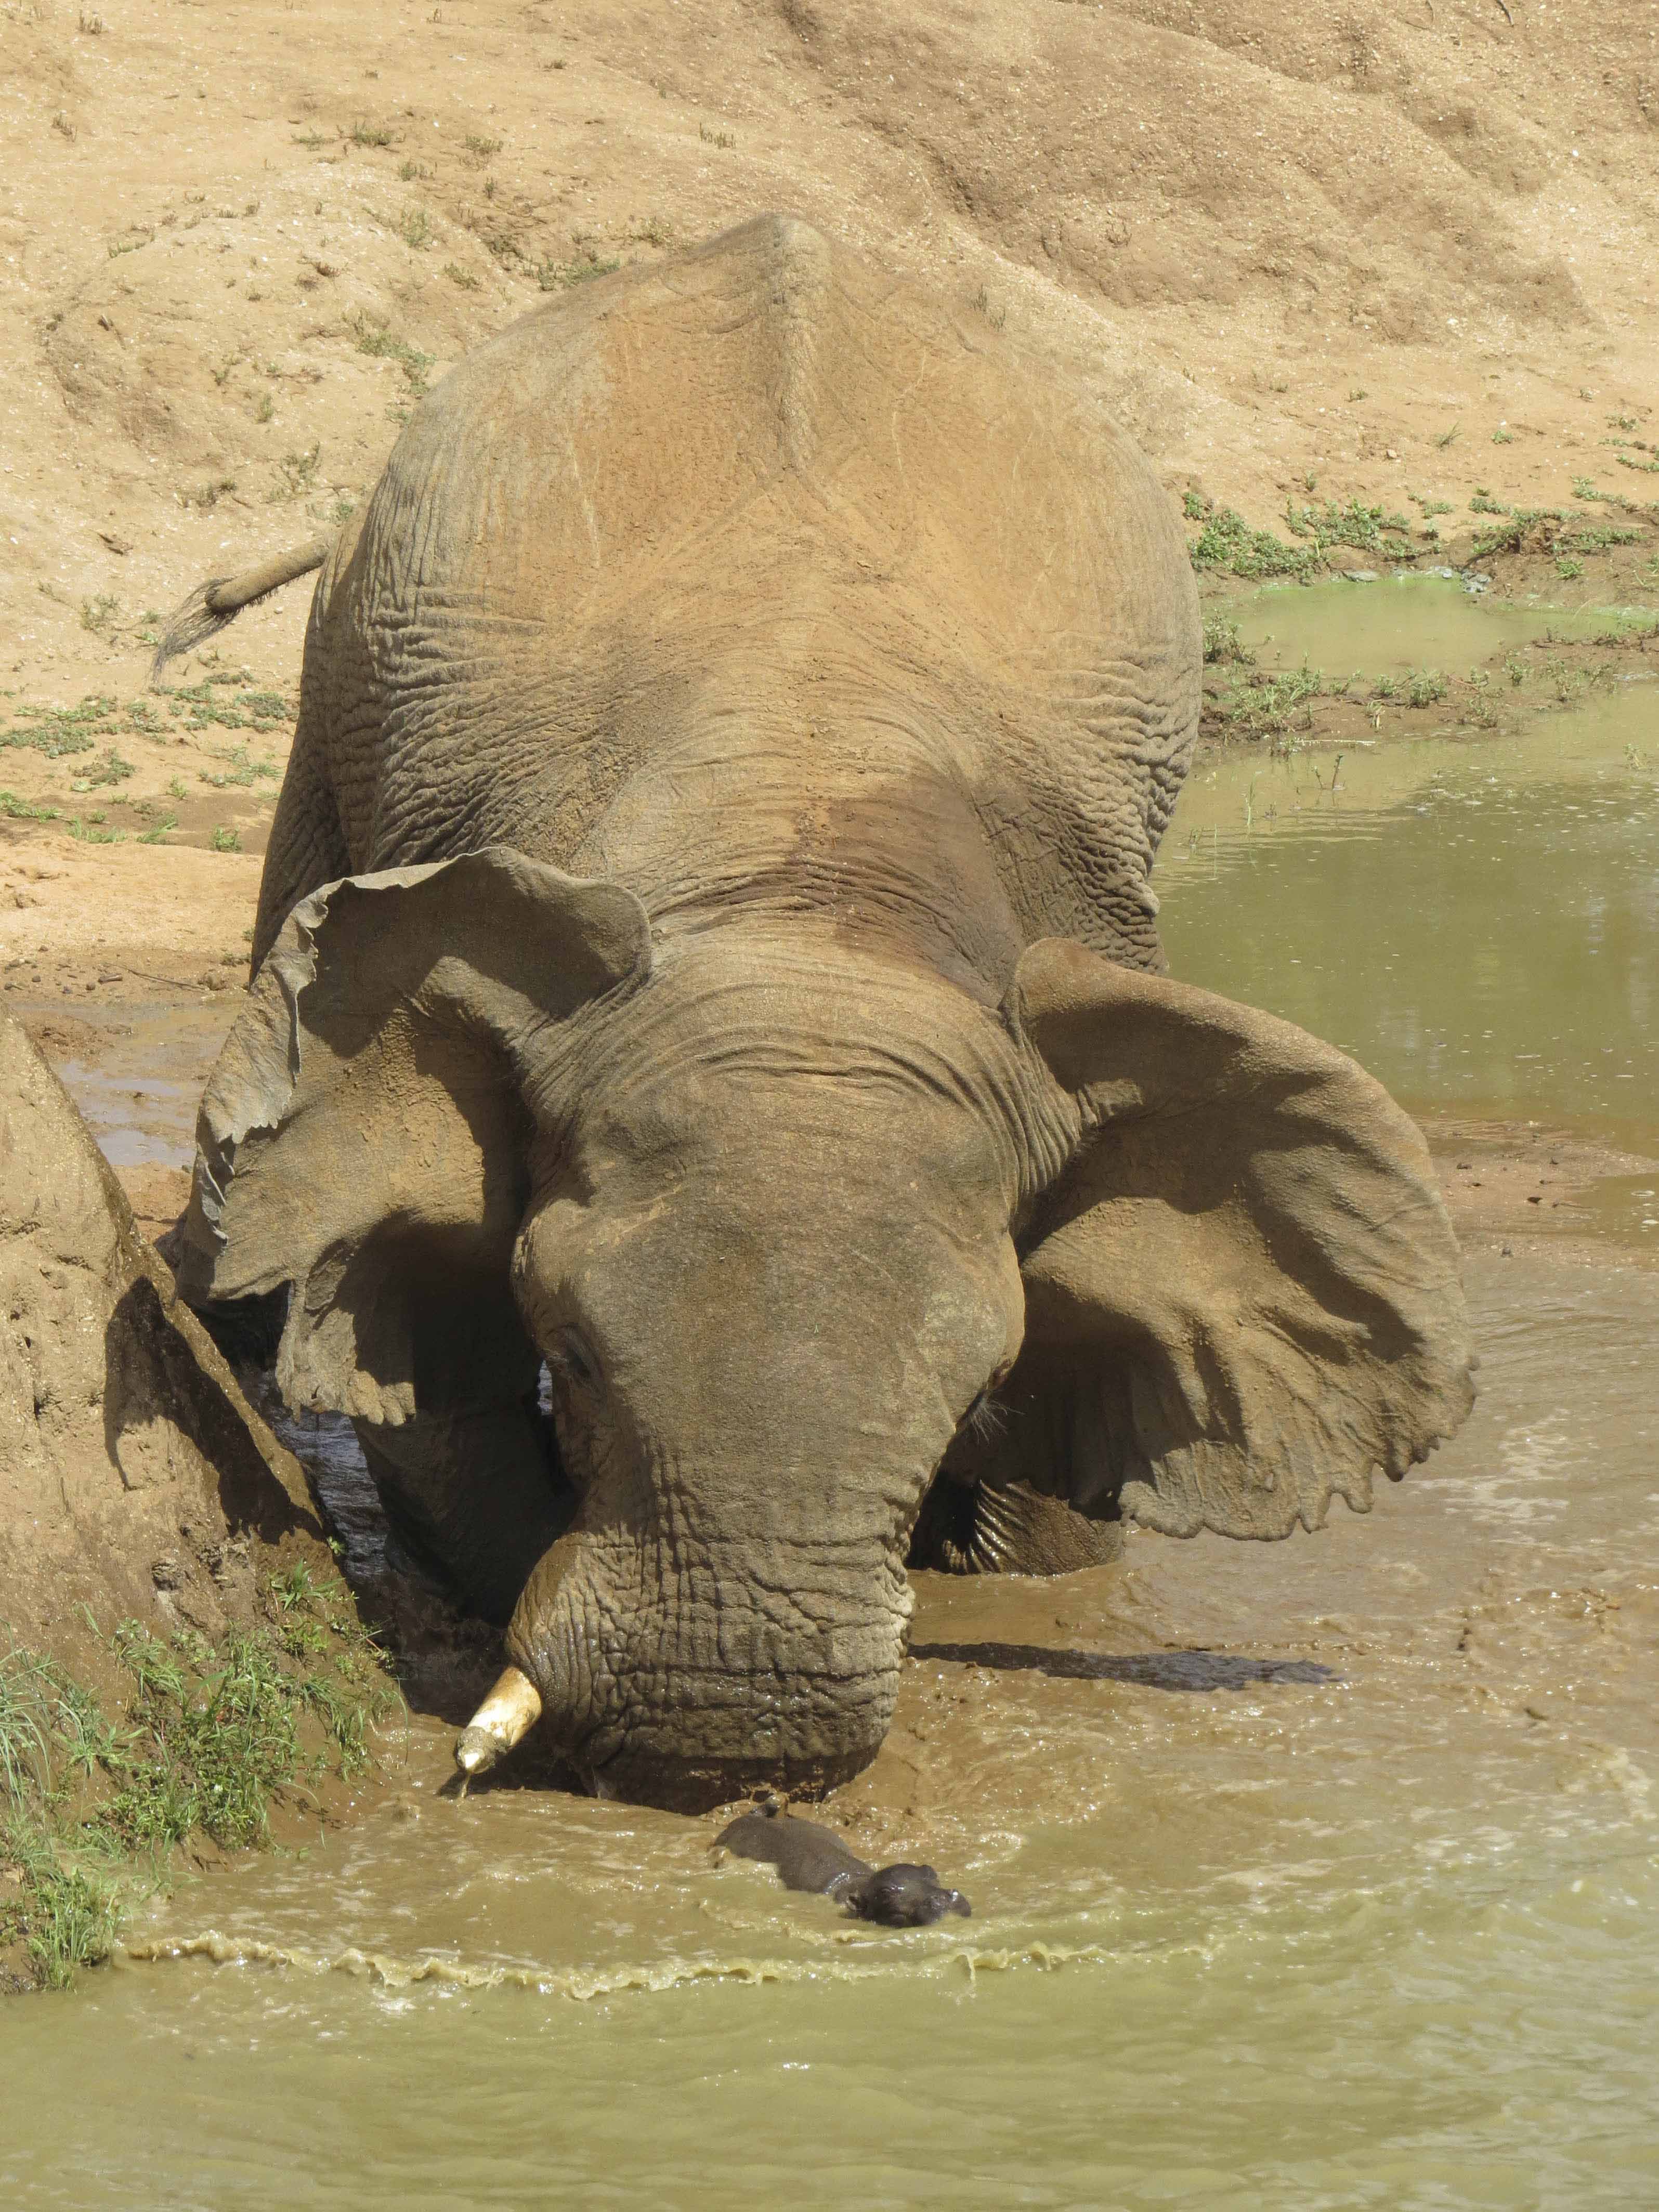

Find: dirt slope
<box><xmin>0</xmin><ymin>1015</ymin><xmax>337</xmax><ymax>1644</ymax></box>
<box><xmin>0</xmin><ymin>0</ymin><xmax>1655</xmax><ymax>950</ymax></box>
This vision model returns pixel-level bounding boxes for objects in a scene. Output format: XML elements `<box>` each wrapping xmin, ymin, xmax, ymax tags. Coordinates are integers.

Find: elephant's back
<box><xmin>344</xmin><ymin>214</ymin><xmax>1191</xmax><ymax>688</ymax></box>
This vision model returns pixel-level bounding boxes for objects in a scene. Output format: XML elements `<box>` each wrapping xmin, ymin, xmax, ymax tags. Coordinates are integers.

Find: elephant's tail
<box><xmin>149</xmin><ymin>535</ymin><xmax>332</xmax><ymax>687</ymax></box>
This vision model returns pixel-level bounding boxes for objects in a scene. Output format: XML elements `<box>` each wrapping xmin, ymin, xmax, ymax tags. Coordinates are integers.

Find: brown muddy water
<box><xmin>4</xmin><ymin>587</ymin><xmax>1658</xmax><ymax>2209</ymax></box>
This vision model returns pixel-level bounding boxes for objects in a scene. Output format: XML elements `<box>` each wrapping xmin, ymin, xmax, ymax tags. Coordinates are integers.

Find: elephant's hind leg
<box><xmin>251</xmin><ymin>714</ymin><xmax>350</xmax><ymax>968</ymax></box>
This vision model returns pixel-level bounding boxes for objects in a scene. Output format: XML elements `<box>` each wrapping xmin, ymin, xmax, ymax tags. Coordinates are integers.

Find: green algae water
<box><xmin>5</xmin><ymin>595</ymin><xmax>1658</xmax><ymax>2210</ymax></box>
<box><xmin>1161</xmin><ymin>682</ymin><xmax>1659</xmax><ymax>1129</ymax></box>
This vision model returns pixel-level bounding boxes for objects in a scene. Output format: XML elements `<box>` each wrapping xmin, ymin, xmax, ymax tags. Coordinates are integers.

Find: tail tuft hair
<box><xmin>149</xmin><ymin>535</ymin><xmax>333</xmax><ymax>687</ymax></box>
<box><xmin>149</xmin><ymin>579</ymin><xmax>239</xmax><ymax>685</ymax></box>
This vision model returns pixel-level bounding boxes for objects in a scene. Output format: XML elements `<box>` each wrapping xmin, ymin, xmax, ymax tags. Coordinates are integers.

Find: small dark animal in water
<box><xmin>715</xmin><ymin>1803</ymin><xmax>971</xmax><ymax>1927</ymax></box>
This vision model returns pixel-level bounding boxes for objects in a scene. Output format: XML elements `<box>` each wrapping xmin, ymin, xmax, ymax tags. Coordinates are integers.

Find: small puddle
<box><xmin>41</xmin><ymin>1000</ymin><xmax>236</xmax><ymax>1167</ymax></box>
<box><xmin>1159</xmin><ymin>684</ymin><xmax>1659</xmax><ymax>1129</ymax></box>
<box><xmin>1233</xmin><ymin>571</ymin><xmax>1658</xmax><ymax>682</ymax></box>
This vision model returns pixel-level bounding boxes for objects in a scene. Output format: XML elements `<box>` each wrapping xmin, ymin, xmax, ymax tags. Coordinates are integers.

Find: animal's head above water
<box><xmin>181</xmin><ymin>848</ymin><xmax>1475</xmax><ymax>1810</ymax></box>
<box><xmin>846</xmin><ymin>1863</ymin><xmax>972</xmax><ymax>1928</ymax></box>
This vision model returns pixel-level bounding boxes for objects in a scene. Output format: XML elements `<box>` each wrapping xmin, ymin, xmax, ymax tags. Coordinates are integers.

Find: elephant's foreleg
<box><xmin>908</xmin><ymin>1470</ymin><xmax>1124</xmax><ymax>1575</ymax></box>
<box><xmin>353</xmin><ymin>1394</ymin><xmax>576</xmax><ymax>1624</ymax></box>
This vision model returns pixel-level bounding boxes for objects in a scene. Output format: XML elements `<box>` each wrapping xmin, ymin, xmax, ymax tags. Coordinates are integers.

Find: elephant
<box><xmin>162</xmin><ymin>215</ymin><xmax>1474</xmax><ymax>1811</ymax></box>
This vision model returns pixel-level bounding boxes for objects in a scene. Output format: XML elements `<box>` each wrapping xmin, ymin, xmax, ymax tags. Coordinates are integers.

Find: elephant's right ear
<box><xmin>176</xmin><ymin>847</ymin><xmax>650</xmax><ymax>1425</ymax></box>
<box><xmin>1003</xmin><ymin>937</ymin><xmax>1475</xmax><ymax>1543</ymax></box>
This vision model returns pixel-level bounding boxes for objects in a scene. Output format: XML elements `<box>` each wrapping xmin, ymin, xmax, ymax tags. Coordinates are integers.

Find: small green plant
<box><xmin>292</xmin><ymin>128</ymin><xmax>329</xmax><ymax>150</ymax></box>
<box><xmin>1556</xmin><ymin>556</ymin><xmax>1585</xmax><ymax>580</ymax></box>
<box><xmin>1540</xmin><ymin>654</ymin><xmax>1598</xmax><ymax>705</ymax></box>
<box><xmin>269</xmin><ymin>1564</ymin><xmax>317</xmax><ymax>1614</ymax></box>
<box><xmin>74</xmin><ymin>747</ymin><xmax>135</xmax><ymax>788</ymax></box>
<box><xmin>68</xmin><ymin>817</ymin><xmax>124</xmax><ymax>844</ymax></box>
<box><xmin>397</xmin><ymin>159</ymin><xmax>427</xmax><ymax>182</ymax></box>
<box><xmin>698</xmin><ymin>122</ymin><xmax>736</xmax><ymax>148</ymax></box>
<box><xmin>0</xmin><ymin>791</ymin><xmax>60</xmax><ymax>821</ymax></box>
<box><xmin>1201</xmin><ymin>614</ymin><xmax>1254</xmax><ymax>666</ymax></box>
<box><xmin>1347</xmin><ymin>387</ymin><xmax>1368</xmax><ymax>402</ymax></box>
<box><xmin>1371</xmin><ymin>673</ymin><xmax>1399</xmax><ymax>701</ymax></box>
<box><xmin>1492</xmin><ymin>428</ymin><xmax>1515</xmax><ymax>443</ymax></box>
<box><xmin>199</xmin><ymin>743</ymin><xmax>279</xmax><ymax>789</ymax></box>
<box><xmin>1221</xmin><ymin>662</ymin><xmax>1323</xmax><ymax>737</ymax></box>
<box><xmin>630</xmin><ymin>217</ymin><xmax>674</xmax><ymax>247</ymax></box>
<box><xmin>79</xmin><ymin>594</ymin><xmax>120</xmax><ymax>639</ymax></box>
<box><xmin>1504</xmin><ymin>655</ymin><xmax>1528</xmax><ymax>688</ymax></box>
<box><xmin>1284</xmin><ymin>495</ymin><xmax>1415</xmax><ymax>560</ymax></box>
<box><xmin>1433</xmin><ymin>423</ymin><xmax>1460</xmax><ymax>449</ymax></box>
<box><xmin>1562</xmin><ymin>524</ymin><xmax>1642</xmax><ymax>553</ymax></box>
<box><xmin>1184</xmin><ymin>498</ymin><xmax>1319</xmax><ymax>581</ymax></box>
<box><xmin>124</xmin><ymin>690</ymin><xmax>166</xmax><ymax>734</ymax></box>
<box><xmin>1405</xmin><ymin>667</ymin><xmax>1447</xmax><ymax>708</ymax></box>
<box><xmin>137</xmin><ymin>811</ymin><xmax>179</xmax><ymax>845</ymax></box>
<box><xmin>463</xmin><ymin>132</ymin><xmax>503</xmax><ymax>160</ymax></box>
<box><xmin>210</xmin><ymin>824</ymin><xmax>242</xmax><ymax>853</ymax></box>
<box><xmin>267</xmin><ymin>444</ymin><xmax>321</xmax><ymax>502</ymax></box>
<box><xmin>1616</xmin><ymin>452</ymin><xmax>1659</xmax><ymax>476</ymax></box>
<box><xmin>443</xmin><ymin>260</ymin><xmax>480</xmax><ymax>290</ymax></box>
<box><xmin>971</xmin><ymin>284</ymin><xmax>1007</xmax><ymax>332</ymax></box>
<box><xmin>534</xmin><ymin>255</ymin><xmax>621</xmax><ymax>292</ymax></box>
<box><xmin>397</xmin><ymin>206</ymin><xmax>432</xmax><ymax>251</ymax></box>
<box><xmin>1412</xmin><ymin>494</ymin><xmax>1455</xmax><ymax>520</ymax></box>
<box><xmin>350</xmin><ymin>315</ymin><xmax>434</xmax><ymax>394</ymax></box>
<box><xmin>254</xmin><ymin>391</ymin><xmax>275</xmax><ymax>423</ymax></box>
<box><xmin>165</xmin><ymin>774</ymin><xmax>187</xmax><ymax>799</ymax></box>
<box><xmin>346</xmin><ymin>119</ymin><xmax>395</xmax><ymax>148</ymax></box>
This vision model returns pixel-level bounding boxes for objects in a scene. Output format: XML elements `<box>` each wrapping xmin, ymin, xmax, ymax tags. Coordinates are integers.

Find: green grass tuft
<box><xmin>2</xmin><ymin>1583</ymin><xmax>397</xmax><ymax>1988</ymax></box>
<box><xmin>1219</xmin><ymin>661</ymin><xmax>1323</xmax><ymax>737</ymax></box>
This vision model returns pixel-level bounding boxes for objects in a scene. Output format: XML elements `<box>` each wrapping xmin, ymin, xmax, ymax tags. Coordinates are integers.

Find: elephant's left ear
<box><xmin>1007</xmin><ymin>937</ymin><xmax>1475</xmax><ymax>1541</ymax></box>
<box><xmin>176</xmin><ymin>848</ymin><xmax>650</xmax><ymax>1425</ymax></box>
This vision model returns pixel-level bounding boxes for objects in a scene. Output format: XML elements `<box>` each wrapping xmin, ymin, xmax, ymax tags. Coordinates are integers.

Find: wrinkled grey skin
<box><xmin>172</xmin><ymin>217</ymin><xmax>1474</xmax><ymax>1811</ymax></box>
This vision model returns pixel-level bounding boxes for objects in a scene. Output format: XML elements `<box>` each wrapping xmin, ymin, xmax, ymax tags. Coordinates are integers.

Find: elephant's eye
<box><xmin>552</xmin><ymin>1326</ymin><xmax>599</xmax><ymax>1389</ymax></box>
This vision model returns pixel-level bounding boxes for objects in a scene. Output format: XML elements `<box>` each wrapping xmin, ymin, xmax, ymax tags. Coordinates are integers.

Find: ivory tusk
<box><xmin>454</xmin><ymin>1665</ymin><xmax>544</xmax><ymax>1781</ymax></box>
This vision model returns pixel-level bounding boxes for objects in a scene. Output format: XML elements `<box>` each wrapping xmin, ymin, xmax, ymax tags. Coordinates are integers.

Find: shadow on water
<box><xmin>910</xmin><ymin>1641</ymin><xmax>1337</xmax><ymax>1691</ymax></box>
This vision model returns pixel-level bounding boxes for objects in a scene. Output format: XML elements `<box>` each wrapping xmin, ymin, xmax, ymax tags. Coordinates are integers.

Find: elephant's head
<box><xmin>180</xmin><ymin>849</ymin><xmax>1473</xmax><ymax>1808</ymax></box>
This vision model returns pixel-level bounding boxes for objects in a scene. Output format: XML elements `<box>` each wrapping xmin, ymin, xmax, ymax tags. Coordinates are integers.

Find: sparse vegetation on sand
<box><xmin>1184</xmin><ymin>493</ymin><xmax>1417</xmax><ymax>579</ymax></box>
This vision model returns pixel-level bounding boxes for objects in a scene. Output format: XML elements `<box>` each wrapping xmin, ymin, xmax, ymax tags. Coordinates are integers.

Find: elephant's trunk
<box><xmin>492</xmin><ymin>1523</ymin><xmax>911</xmax><ymax>1811</ymax></box>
